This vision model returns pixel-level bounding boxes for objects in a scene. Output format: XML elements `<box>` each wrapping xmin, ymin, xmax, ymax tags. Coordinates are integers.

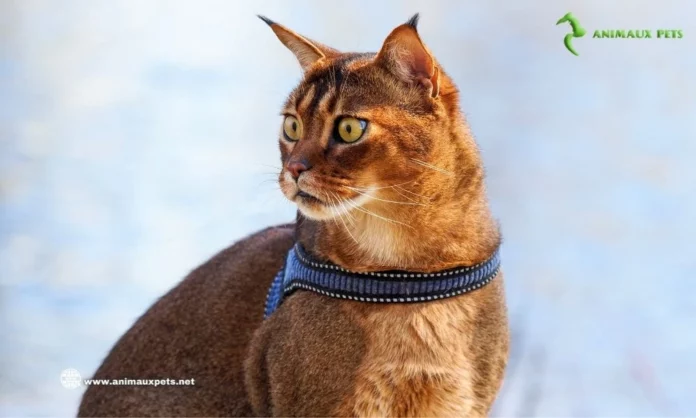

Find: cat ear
<box><xmin>375</xmin><ymin>14</ymin><xmax>440</xmax><ymax>98</ymax></box>
<box><xmin>258</xmin><ymin>15</ymin><xmax>339</xmax><ymax>71</ymax></box>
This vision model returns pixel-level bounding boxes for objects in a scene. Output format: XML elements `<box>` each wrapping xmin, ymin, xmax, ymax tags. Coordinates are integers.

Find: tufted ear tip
<box><xmin>257</xmin><ymin>15</ymin><xmax>275</xmax><ymax>27</ymax></box>
<box><xmin>375</xmin><ymin>15</ymin><xmax>440</xmax><ymax>98</ymax></box>
<box><xmin>259</xmin><ymin>16</ymin><xmax>340</xmax><ymax>71</ymax></box>
<box><xmin>406</xmin><ymin>13</ymin><xmax>420</xmax><ymax>29</ymax></box>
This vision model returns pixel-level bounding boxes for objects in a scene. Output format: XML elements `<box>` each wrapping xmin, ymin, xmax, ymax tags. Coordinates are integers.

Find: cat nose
<box><xmin>286</xmin><ymin>160</ymin><xmax>311</xmax><ymax>180</ymax></box>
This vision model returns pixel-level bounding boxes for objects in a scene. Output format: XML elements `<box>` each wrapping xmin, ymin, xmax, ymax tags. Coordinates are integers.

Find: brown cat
<box><xmin>78</xmin><ymin>14</ymin><xmax>509</xmax><ymax>417</ymax></box>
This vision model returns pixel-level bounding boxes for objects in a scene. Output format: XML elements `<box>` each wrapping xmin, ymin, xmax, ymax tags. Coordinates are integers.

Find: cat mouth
<box><xmin>295</xmin><ymin>190</ymin><xmax>323</xmax><ymax>205</ymax></box>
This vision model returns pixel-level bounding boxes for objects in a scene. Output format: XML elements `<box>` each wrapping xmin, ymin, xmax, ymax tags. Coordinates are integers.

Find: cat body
<box><xmin>79</xmin><ymin>14</ymin><xmax>509</xmax><ymax>417</ymax></box>
<box><xmin>247</xmin><ymin>267</ymin><xmax>508</xmax><ymax>417</ymax></box>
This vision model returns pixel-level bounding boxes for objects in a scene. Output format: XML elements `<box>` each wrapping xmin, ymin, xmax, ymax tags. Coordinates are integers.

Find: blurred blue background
<box><xmin>1</xmin><ymin>0</ymin><xmax>694</xmax><ymax>416</ymax></box>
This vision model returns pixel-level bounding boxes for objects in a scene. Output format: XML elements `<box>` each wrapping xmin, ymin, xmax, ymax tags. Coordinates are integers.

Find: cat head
<box><xmin>262</xmin><ymin>14</ymin><xmax>473</xmax><ymax>222</ymax></box>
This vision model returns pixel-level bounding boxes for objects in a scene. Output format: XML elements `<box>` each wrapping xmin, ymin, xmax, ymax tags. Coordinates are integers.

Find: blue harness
<box><xmin>264</xmin><ymin>244</ymin><xmax>501</xmax><ymax>318</ymax></box>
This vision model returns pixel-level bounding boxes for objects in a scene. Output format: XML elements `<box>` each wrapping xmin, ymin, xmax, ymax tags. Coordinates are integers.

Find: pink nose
<box><xmin>286</xmin><ymin>161</ymin><xmax>309</xmax><ymax>179</ymax></box>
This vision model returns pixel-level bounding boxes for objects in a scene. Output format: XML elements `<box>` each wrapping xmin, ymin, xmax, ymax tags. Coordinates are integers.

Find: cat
<box><xmin>78</xmin><ymin>14</ymin><xmax>509</xmax><ymax>417</ymax></box>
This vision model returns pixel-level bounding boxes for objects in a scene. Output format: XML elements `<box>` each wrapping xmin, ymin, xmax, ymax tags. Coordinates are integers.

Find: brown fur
<box><xmin>78</xmin><ymin>224</ymin><xmax>295</xmax><ymax>416</ymax></box>
<box><xmin>79</xmin><ymin>15</ymin><xmax>508</xmax><ymax>417</ymax></box>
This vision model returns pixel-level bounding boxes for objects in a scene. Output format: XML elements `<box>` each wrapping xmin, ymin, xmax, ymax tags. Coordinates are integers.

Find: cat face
<box><xmin>264</xmin><ymin>15</ymin><xmax>460</xmax><ymax>221</ymax></box>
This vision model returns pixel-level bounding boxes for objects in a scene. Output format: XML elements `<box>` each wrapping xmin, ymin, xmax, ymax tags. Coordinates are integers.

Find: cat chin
<box><xmin>295</xmin><ymin>199</ymin><xmax>342</xmax><ymax>221</ymax></box>
<box><xmin>296</xmin><ymin>193</ymin><xmax>372</xmax><ymax>222</ymax></box>
<box><xmin>296</xmin><ymin>205</ymin><xmax>336</xmax><ymax>221</ymax></box>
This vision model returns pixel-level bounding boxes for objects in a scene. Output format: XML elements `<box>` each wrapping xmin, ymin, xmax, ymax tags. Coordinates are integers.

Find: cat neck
<box><xmin>296</xmin><ymin>138</ymin><xmax>500</xmax><ymax>273</ymax></box>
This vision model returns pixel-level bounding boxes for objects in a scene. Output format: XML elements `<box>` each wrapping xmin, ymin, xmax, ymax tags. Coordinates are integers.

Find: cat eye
<box><xmin>283</xmin><ymin>115</ymin><xmax>302</xmax><ymax>141</ymax></box>
<box><xmin>335</xmin><ymin>117</ymin><xmax>367</xmax><ymax>143</ymax></box>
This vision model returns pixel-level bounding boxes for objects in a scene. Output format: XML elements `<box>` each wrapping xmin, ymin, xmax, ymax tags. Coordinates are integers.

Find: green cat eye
<box><xmin>283</xmin><ymin>115</ymin><xmax>302</xmax><ymax>141</ymax></box>
<box><xmin>336</xmin><ymin>117</ymin><xmax>367</xmax><ymax>143</ymax></box>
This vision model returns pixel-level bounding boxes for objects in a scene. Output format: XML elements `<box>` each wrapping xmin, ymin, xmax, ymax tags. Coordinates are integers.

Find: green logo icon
<box><xmin>556</xmin><ymin>12</ymin><xmax>586</xmax><ymax>56</ymax></box>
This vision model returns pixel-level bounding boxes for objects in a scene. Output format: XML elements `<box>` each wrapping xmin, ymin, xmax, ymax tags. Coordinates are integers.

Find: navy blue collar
<box><xmin>264</xmin><ymin>244</ymin><xmax>501</xmax><ymax>318</ymax></box>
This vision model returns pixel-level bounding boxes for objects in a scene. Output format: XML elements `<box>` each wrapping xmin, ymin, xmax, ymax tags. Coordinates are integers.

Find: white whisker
<box><xmin>336</xmin><ymin>204</ymin><xmax>359</xmax><ymax>244</ymax></box>
<box><xmin>390</xmin><ymin>186</ymin><xmax>420</xmax><ymax>203</ymax></box>
<box><xmin>394</xmin><ymin>184</ymin><xmax>426</xmax><ymax>197</ymax></box>
<box><xmin>327</xmin><ymin>195</ymin><xmax>342</xmax><ymax>229</ymax></box>
<box><xmin>394</xmin><ymin>184</ymin><xmax>433</xmax><ymax>201</ymax></box>
<box><xmin>343</xmin><ymin>199</ymin><xmax>414</xmax><ymax>229</ymax></box>
<box><xmin>350</xmin><ymin>180</ymin><xmax>417</xmax><ymax>191</ymax></box>
<box><xmin>331</xmin><ymin>192</ymin><xmax>355</xmax><ymax>226</ymax></box>
<box><xmin>409</xmin><ymin>158</ymin><xmax>453</xmax><ymax>176</ymax></box>
<box><xmin>328</xmin><ymin>192</ymin><xmax>358</xmax><ymax>244</ymax></box>
<box><xmin>345</xmin><ymin>186</ymin><xmax>427</xmax><ymax>206</ymax></box>
<box><xmin>256</xmin><ymin>163</ymin><xmax>283</xmax><ymax>170</ymax></box>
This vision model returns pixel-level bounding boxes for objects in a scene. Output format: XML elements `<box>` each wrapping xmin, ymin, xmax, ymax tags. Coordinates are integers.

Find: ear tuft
<box><xmin>257</xmin><ymin>15</ymin><xmax>275</xmax><ymax>27</ymax></box>
<box><xmin>406</xmin><ymin>13</ymin><xmax>420</xmax><ymax>29</ymax></box>
<box><xmin>259</xmin><ymin>17</ymin><xmax>340</xmax><ymax>71</ymax></box>
<box><xmin>375</xmin><ymin>16</ymin><xmax>440</xmax><ymax>98</ymax></box>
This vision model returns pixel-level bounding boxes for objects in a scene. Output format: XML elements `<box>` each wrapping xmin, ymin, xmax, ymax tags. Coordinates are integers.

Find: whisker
<box><xmin>343</xmin><ymin>204</ymin><xmax>357</xmax><ymax>224</ymax></box>
<box><xmin>394</xmin><ymin>185</ymin><xmax>433</xmax><ymax>201</ymax></box>
<box><xmin>338</xmin><ymin>70</ymin><xmax>352</xmax><ymax>103</ymax></box>
<box><xmin>331</xmin><ymin>192</ymin><xmax>355</xmax><ymax>225</ymax></box>
<box><xmin>345</xmin><ymin>186</ymin><xmax>427</xmax><ymax>206</ymax></box>
<box><xmin>350</xmin><ymin>179</ymin><xmax>417</xmax><ymax>191</ymax></box>
<box><xmin>333</xmin><ymin>198</ymin><xmax>359</xmax><ymax>244</ymax></box>
<box><xmin>256</xmin><ymin>163</ymin><xmax>283</xmax><ymax>170</ymax></box>
<box><xmin>390</xmin><ymin>186</ymin><xmax>420</xmax><ymax>203</ymax></box>
<box><xmin>327</xmin><ymin>195</ymin><xmax>342</xmax><ymax>230</ymax></box>
<box><xmin>394</xmin><ymin>184</ymin><xmax>426</xmax><ymax>197</ymax></box>
<box><xmin>409</xmin><ymin>158</ymin><xmax>453</xmax><ymax>176</ymax></box>
<box><xmin>343</xmin><ymin>199</ymin><xmax>414</xmax><ymax>229</ymax></box>
<box><xmin>348</xmin><ymin>180</ymin><xmax>433</xmax><ymax>203</ymax></box>
<box><xmin>255</xmin><ymin>179</ymin><xmax>282</xmax><ymax>189</ymax></box>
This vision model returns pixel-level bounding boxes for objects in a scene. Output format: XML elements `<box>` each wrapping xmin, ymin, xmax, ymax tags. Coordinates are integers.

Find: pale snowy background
<box><xmin>1</xmin><ymin>0</ymin><xmax>695</xmax><ymax>416</ymax></box>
